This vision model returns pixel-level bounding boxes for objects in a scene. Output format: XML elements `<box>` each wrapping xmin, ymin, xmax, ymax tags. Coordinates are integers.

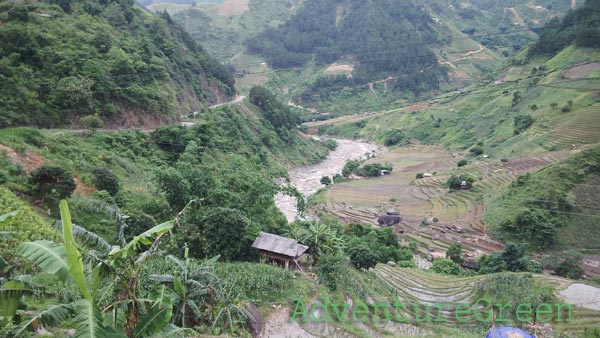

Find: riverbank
<box><xmin>275</xmin><ymin>138</ymin><xmax>381</xmax><ymax>222</ymax></box>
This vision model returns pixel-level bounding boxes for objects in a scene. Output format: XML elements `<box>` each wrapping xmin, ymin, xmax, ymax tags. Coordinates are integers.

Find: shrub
<box><xmin>457</xmin><ymin>159</ymin><xmax>468</xmax><ymax>167</ymax></box>
<box><xmin>0</xmin><ymin>170</ymin><xmax>7</xmax><ymax>185</ymax></box>
<box><xmin>501</xmin><ymin>158</ymin><xmax>509</xmax><ymax>163</ymax></box>
<box><xmin>92</xmin><ymin>168</ymin><xmax>120</xmax><ymax>196</ymax></box>
<box><xmin>416</xmin><ymin>173</ymin><xmax>424</xmax><ymax>179</ymax></box>
<box><xmin>446</xmin><ymin>175</ymin><xmax>474</xmax><ymax>190</ymax></box>
<box><xmin>322</xmin><ymin>139</ymin><xmax>338</xmax><ymax>150</ymax></box>
<box><xmin>347</xmin><ymin>243</ymin><xmax>379</xmax><ymax>269</ymax></box>
<box><xmin>80</xmin><ymin>114</ymin><xmax>104</xmax><ymax>129</ymax></box>
<box><xmin>28</xmin><ymin>165</ymin><xmax>76</xmax><ymax>203</ymax></box>
<box><xmin>432</xmin><ymin>258</ymin><xmax>462</xmax><ymax>275</ymax></box>
<box><xmin>320</xmin><ymin>176</ymin><xmax>332</xmax><ymax>186</ymax></box>
<box><xmin>514</xmin><ymin>115</ymin><xmax>534</xmax><ymax>135</ymax></box>
<box><xmin>356</xmin><ymin>163</ymin><xmax>392</xmax><ymax>177</ymax></box>
<box><xmin>383</xmin><ymin>129</ymin><xmax>406</xmax><ymax>146</ymax></box>
<box><xmin>446</xmin><ymin>242</ymin><xmax>463</xmax><ymax>264</ymax></box>
<box><xmin>316</xmin><ymin>254</ymin><xmax>348</xmax><ymax>290</ymax></box>
<box><xmin>469</xmin><ymin>146</ymin><xmax>484</xmax><ymax>156</ymax></box>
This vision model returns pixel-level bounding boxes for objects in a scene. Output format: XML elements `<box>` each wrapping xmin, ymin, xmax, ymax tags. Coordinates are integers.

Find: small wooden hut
<box><xmin>251</xmin><ymin>232</ymin><xmax>309</xmax><ymax>270</ymax></box>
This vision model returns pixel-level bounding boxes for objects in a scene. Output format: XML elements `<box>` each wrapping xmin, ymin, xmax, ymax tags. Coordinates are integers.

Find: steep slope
<box><xmin>0</xmin><ymin>0</ymin><xmax>235</xmax><ymax>128</ymax></box>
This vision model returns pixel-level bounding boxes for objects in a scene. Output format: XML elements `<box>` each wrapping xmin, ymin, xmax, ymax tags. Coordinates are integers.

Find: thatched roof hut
<box><xmin>251</xmin><ymin>232</ymin><xmax>309</xmax><ymax>270</ymax></box>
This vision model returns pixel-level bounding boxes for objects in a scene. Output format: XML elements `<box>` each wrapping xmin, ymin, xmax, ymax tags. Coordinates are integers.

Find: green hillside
<box><xmin>485</xmin><ymin>146</ymin><xmax>600</xmax><ymax>251</ymax></box>
<box><xmin>0</xmin><ymin>0</ymin><xmax>234</xmax><ymax>128</ymax></box>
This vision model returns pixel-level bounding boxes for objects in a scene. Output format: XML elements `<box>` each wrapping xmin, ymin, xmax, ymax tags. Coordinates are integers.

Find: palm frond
<box><xmin>17</xmin><ymin>240</ymin><xmax>72</xmax><ymax>284</ymax></box>
<box><xmin>73</xmin><ymin>299</ymin><xmax>124</xmax><ymax>338</ymax></box>
<box><xmin>53</xmin><ymin>221</ymin><xmax>112</xmax><ymax>253</ymax></box>
<box><xmin>149</xmin><ymin>274</ymin><xmax>176</xmax><ymax>284</ymax></box>
<box><xmin>0</xmin><ymin>231</ymin><xmax>13</xmax><ymax>240</ymax></box>
<box><xmin>149</xmin><ymin>324</ymin><xmax>195</xmax><ymax>338</ymax></box>
<box><xmin>110</xmin><ymin>220</ymin><xmax>174</xmax><ymax>261</ymax></box>
<box><xmin>165</xmin><ymin>255</ymin><xmax>186</xmax><ymax>272</ymax></box>
<box><xmin>13</xmin><ymin>304</ymin><xmax>73</xmax><ymax>336</ymax></box>
<box><xmin>0</xmin><ymin>210</ymin><xmax>18</xmax><ymax>223</ymax></box>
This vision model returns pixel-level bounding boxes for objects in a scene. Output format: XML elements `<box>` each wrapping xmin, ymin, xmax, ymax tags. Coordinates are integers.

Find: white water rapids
<box><xmin>274</xmin><ymin>139</ymin><xmax>380</xmax><ymax>222</ymax></box>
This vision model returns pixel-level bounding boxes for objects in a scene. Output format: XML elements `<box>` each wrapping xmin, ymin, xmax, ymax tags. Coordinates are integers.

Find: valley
<box><xmin>2</xmin><ymin>0</ymin><xmax>600</xmax><ymax>337</ymax></box>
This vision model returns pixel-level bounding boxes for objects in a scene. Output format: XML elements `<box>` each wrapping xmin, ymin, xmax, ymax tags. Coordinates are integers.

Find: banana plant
<box><xmin>150</xmin><ymin>245</ymin><xmax>219</xmax><ymax>328</ymax></box>
<box><xmin>16</xmin><ymin>200</ymin><xmax>182</xmax><ymax>338</ymax></box>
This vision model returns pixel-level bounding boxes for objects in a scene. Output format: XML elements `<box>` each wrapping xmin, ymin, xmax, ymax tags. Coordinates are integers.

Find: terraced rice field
<box><xmin>546</xmin><ymin>104</ymin><xmax>600</xmax><ymax>148</ymax></box>
<box><xmin>373</xmin><ymin>265</ymin><xmax>483</xmax><ymax>323</ymax></box>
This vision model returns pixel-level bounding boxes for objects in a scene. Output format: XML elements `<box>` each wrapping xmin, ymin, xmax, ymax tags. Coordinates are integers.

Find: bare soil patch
<box><xmin>217</xmin><ymin>0</ymin><xmax>249</xmax><ymax>17</ymax></box>
<box><xmin>0</xmin><ymin>144</ymin><xmax>45</xmax><ymax>171</ymax></box>
<box><xmin>324</xmin><ymin>63</ymin><xmax>354</xmax><ymax>74</ymax></box>
<box><xmin>564</xmin><ymin>62</ymin><xmax>600</xmax><ymax>79</ymax></box>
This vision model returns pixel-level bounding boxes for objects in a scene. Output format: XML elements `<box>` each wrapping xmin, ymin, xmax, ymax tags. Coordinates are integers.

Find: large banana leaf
<box><xmin>0</xmin><ymin>210</ymin><xmax>18</xmax><ymax>223</ymax></box>
<box><xmin>133</xmin><ymin>286</ymin><xmax>174</xmax><ymax>338</ymax></box>
<box><xmin>17</xmin><ymin>240</ymin><xmax>72</xmax><ymax>284</ymax></box>
<box><xmin>60</xmin><ymin>200</ymin><xmax>91</xmax><ymax>300</ymax></box>
<box><xmin>73</xmin><ymin>299</ymin><xmax>125</xmax><ymax>338</ymax></box>
<box><xmin>0</xmin><ymin>280</ymin><xmax>30</xmax><ymax>321</ymax></box>
<box><xmin>13</xmin><ymin>304</ymin><xmax>73</xmax><ymax>336</ymax></box>
<box><xmin>109</xmin><ymin>220</ymin><xmax>174</xmax><ymax>260</ymax></box>
<box><xmin>53</xmin><ymin>221</ymin><xmax>112</xmax><ymax>253</ymax></box>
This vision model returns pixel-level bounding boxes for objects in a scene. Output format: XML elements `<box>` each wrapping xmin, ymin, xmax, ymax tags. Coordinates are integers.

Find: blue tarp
<box><xmin>486</xmin><ymin>327</ymin><xmax>536</xmax><ymax>338</ymax></box>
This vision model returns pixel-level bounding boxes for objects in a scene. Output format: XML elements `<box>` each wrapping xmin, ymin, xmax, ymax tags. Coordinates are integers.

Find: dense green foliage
<box><xmin>530</xmin><ymin>0</ymin><xmax>600</xmax><ymax>56</ymax></box>
<box><xmin>344</xmin><ymin>223</ymin><xmax>412</xmax><ymax>269</ymax></box>
<box><xmin>446</xmin><ymin>242</ymin><xmax>464</xmax><ymax>264</ymax></box>
<box><xmin>249</xmin><ymin>85</ymin><xmax>299</xmax><ymax>136</ymax></box>
<box><xmin>446</xmin><ymin>174</ymin><xmax>475</xmax><ymax>190</ymax></box>
<box><xmin>513</xmin><ymin>114</ymin><xmax>534</xmax><ymax>135</ymax></box>
<box><xmin>432</xmin><ymin>258</ymin><xmax>462</xmax><ymax>275</ymax></box>
<box><xmin>477</xmin><ymin>243</ymin><xmax>540</xmax><ymax>274</ymax></box>
<box><xmin>0</xmin><ymin>0</ymin><xmax>234</xmax><ymax>127</ymax></box>
<box><xmin>247</xmin><ymin>0</ymin><xmax>446</xmax><ymax>95</ymax></box>
<box><xmin>28</xmin><ymin>165</ymin><xmax>77</xmax><ymax>204</ymax></box>
<box><xmin>91</xmin><ymin>168</ymin><xmax>119</xmax><ymax>196</ymax></box>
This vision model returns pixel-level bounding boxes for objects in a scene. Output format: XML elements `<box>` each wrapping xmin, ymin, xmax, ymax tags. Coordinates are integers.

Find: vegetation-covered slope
<box><xmin>0</xmin><ymin>0</ymin><xmax>234</xmax><ymax>128</ymax></box>
<box><xmin>247</xmin><ymin>0</ymin><xmax>447</xmax><ymax>95</ymax></box>
<box><xmin>486</xmin><ymin>145</ymin><xmax>600</xmax><ymax>251</ymax></box>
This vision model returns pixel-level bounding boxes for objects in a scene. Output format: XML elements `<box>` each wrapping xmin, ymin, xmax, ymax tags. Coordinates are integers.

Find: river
<box><xmin>274</xmin><ymin>139</ymin><xmax>381</xmax><ymax>222</ymax></box>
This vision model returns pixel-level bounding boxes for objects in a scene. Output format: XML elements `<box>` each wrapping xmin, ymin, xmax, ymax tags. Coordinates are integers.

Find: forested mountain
<box><xmin>530</xmin><ymin>0</ymin><xmax>600</xmax><ymax>56</ymax></box>
<box><xmin>247</xmin><ymin>0</ymin><xmax>448</xmax><ymax>95</ymax></box>
<box><xmin>0</xmin><ymin>0</ymin><xmax>234</xmax><ymax>128</ymax></box>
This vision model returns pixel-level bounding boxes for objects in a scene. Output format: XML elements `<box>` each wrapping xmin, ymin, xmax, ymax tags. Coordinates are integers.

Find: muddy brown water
<box><xmin>275</xmin><ymin>139</ymin><xmax>381</xmax><ymax>222</ymax></box>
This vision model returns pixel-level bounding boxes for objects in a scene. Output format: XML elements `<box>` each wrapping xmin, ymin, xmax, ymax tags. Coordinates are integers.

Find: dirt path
<box><xmin>505</xmin><ymin>7</ymin><xmax>525</xmax><ymax>26</ymax></box>
<box><xmin>274</xmin><ymin>139</ymin><xmax>381</xmax><ymax>222</ymax></box>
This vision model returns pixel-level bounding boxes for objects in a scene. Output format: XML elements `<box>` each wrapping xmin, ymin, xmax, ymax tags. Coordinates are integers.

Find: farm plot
<box><xmin>545</xmin><ymin>104</ymin><xmax>600</xmax><ymax>148</ymax></box>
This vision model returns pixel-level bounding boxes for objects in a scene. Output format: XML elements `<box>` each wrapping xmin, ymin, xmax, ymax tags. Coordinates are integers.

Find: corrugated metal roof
<box><xmin>251</xmin><ymin>232</ymin><xmax>308</xmax><ymax>258</ymax></box>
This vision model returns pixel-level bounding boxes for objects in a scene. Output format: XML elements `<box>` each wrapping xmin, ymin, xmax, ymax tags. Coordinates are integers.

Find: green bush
<box><xmin>457</xmin><ymin>159</ymin><xmax>468</xmax><ymax>167</ymax></box>
<box><xmin>446</xmin><ymin>174</ymin><xmax>474</xmax><ymax>190</ymax></box>
<box><xmin>320</xmin><ymin>176</ymin><xmax>332</xmax><ymax>186</ymax></box>
<box><xmin>80</xmin><ymin>114</ymin><xmax>104</xmax><ymax>129</ymax></box>
<box><xmin>469</xmin><ymin>146</ymin><xmax>484</xmax><ymax>156</ymax></box>
<box><xmin>383</xmin><ymin>129</ymin><xmax>406</xmax><ymax>146</ymax></box>
<box><xmin>92</xmin><ymin>168</ymin><xmax>120</xmax><ymax>196</ymax></box>
<box><xmin>416</xmin><ymin>173</ymin><xmax>424</xmax><ymax>179</ymax></box>
<box><xmin>446</xmin><ymin>242</ymin><xmax>463</xmax><ymax>264</ymax></box>
<box><xmin>316</xmin><ymin>254</ymin><xmax>348</xmax><ymax>290</ymax></box>
<box><xmin>514</xmin><ymin>115</ymin><xmax>534</xmax><ymax>135</ymax></box>
<box><xmin>28</xmin><ymin>165</ymin><xmax>76</xmax><ymax>203</ymax></box>
<box><xmin>432</xmin><ymin>258</ymin><xmax>462</xmax><ymax>275</ymax></box>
